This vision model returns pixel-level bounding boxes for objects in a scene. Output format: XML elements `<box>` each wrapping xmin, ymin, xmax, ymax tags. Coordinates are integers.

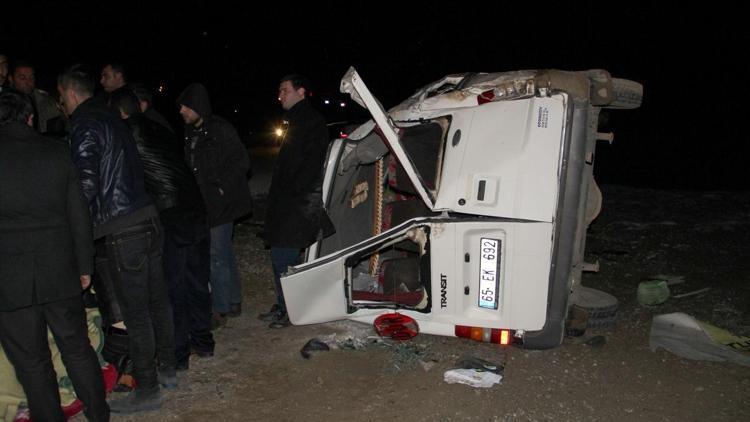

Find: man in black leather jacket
<box><xmin>110</xmin><ymin>89</ymin><xmax>214</xmax><ymax>370</ymax></box>
<box><xmin>58</xmin><ymin>65</ymin><xmax>175</xmax><ymax>413</ymax></box>
<box><xmin>177</xmin><ymin>83</ymin><xmax>252</xmax><ymax>328</ymax></box>
<box><xmin>130</xmin><ymin>82</ymin><xmax>173</xmax><ymax>132</ymax></box>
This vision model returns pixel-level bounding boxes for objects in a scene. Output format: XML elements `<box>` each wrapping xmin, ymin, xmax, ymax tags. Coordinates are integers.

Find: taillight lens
<box><xmin>374</xmin><ymin>313</ymin><xmax>419</xmax><ymax>340</ymax></box>
<box><xmin>455</xmin><ymin>325</ymin><xmax>514</xmax><ymax>346</ymax></box>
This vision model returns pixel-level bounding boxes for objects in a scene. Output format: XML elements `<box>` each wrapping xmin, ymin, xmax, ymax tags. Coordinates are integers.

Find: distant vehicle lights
<box><xmin>322</xmin><ymin>99</ymin><xmax>347</xmax><ymax>107</ymax></box>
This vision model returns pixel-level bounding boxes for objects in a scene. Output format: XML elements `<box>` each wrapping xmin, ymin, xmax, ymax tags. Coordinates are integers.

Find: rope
<box><xmin>369</xmin><ymin>158</ymin><xmax>384</xmax><ymax>275</ymax></box>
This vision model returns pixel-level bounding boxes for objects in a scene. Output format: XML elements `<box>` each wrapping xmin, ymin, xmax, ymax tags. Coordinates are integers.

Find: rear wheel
<box><xmin>569</xmin><ymin>286</ymin><xmax>619</xmax><ymax>328</ymax></box>
<box><xmin>607</xmin><ymin>78</ymin><xmax>643</xmax><ymax>109</ymax></box>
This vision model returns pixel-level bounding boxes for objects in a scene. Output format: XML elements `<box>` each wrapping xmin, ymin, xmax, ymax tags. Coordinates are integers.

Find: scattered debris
<box><xmin>443</xmin><ymin>356</ymin><xmax>504</xmax><ymax>388</ymax></box>
<box><xmin>584</xmin><ymin>335</ymin><xmax>607</xmax><ymax>348</ymax></box>
<box><xmin>419</xmin><ymin>360</ymin><xmax>436</xmax><ymax>372</ymax></box>
<box><xmin>649</xmin><ymin>275</ymin><xmax>686</xmax><ymax>286</ymax></box>
<box><xmin>384</xmin><ymin>342</ymin><xmax>436</xmax><ymax>372</ymax></box>
<box><xmin>317</xmin><ymin>333</ymin><xmax>382</xmax><ymax>351</ymax></box>
<box><xmin>455</xmin><ymin>356</ymin><xmax>504</xmax><ymax>375</ymax></box>
<box><xmin>444</xmin><ymin>369</ymin><xmax>502</xmax><ymax>388</ymax></box>
<box><xmin>300</xmin><ymin>338</ymin><xmax>331</xmax><ymax>359</ymax></box>
<box><xmin>300</xmin><ymin>322</ymin><xmax>385</xmax><ymax>359</ymax></box>
<box><xmin>649</xmin><ymin>313</ymin><xmax>750</xmax><ymax>366</ymax></box>
<box><xmin>672</xmin><ymin>287</ymin><xmax>711</xmax><ymax>299</ymax></box>
<box><xmin>637</xmin><ymin>280</ymin><xmax>670</xmax><ymax>306</ymax></box>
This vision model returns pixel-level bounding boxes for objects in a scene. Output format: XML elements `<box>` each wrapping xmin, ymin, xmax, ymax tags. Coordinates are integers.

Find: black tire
<box><xmin>569</xmin><ymin>286</ymin><xmax>619</xmax><ymax>328</ymax></box>
<box><xmin>607</xmin><ymin>78</ymin><xmax>643</xmax><ymax>109</ymax></box>
<box><xmin>586</xmin><ymin>304</ymin><xmax>618</xmax><ymax>328</ymax></box>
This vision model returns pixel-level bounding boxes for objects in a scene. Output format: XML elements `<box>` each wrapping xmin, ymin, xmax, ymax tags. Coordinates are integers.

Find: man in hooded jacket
<box><xmin>177</xmin><ymin>83</ymin><xmax>252</xmax><ymax>328</ymax></box>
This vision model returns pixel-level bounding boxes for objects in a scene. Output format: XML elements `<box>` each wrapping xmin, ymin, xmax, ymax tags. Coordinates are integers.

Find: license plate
<box><xmin>479</xmin><ymin>238</ymin><xmax>501</xmax><ymax>309</ymax></box>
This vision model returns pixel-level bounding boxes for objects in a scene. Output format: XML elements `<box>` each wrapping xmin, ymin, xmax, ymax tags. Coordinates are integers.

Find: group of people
<box><xmin>0</xmin><ymin>56</ymin><xmax>334</xmax><ymax>421</ymax></box>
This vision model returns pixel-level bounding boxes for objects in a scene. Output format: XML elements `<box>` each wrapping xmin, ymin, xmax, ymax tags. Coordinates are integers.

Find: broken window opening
<box><xmin>347</xmin><ymin>227</ymin><xmax>432</xmax><ymax>312</ymax></box>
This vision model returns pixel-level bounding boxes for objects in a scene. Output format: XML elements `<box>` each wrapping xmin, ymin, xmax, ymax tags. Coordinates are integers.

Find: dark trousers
<box><xmin>94</xmin><ymin>218</ymin><xmax>175</xmax><ymax>391</ymax></box>
<box><xmin>0</xmin><ymin>295</ymin><xmax>110</xmax><ymax>422</ymax></box>
<box><xmin>209</xmin><ymin>222</ymin><xmax>242</xmax><ymax>314</ymax></box>
<box><xmin>162</xmin><ymin>220</ymin><xmax>214</xmax><ymax>366</ymax></box>
<box><xmin>270</xmin><ymin>247</ymin><xmax>301</xmax><ymax>312</ymax></box>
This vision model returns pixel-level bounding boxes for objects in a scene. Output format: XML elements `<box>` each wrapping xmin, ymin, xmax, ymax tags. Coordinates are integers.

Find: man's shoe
<box><xmin>157</xmin><ymin>367</ymin><xmax>177</xmax><ymax>390</ymax></box>
<box><xmin>269</xmin><ymin>312</ymin><xmax>292</xmax><ymax>329</ymax></box>
<box><xmin>210</xmin><ymin>312</ymin><xmax>227</xmax><ymax>330</ymax></box>
<box><xmin>227</xmin><ymin>303</ymin><xmax>242</xmax><ymax>317</ymax></box>
<box><xmin>109</xmin><ymin>388</ymin><xmax>161</xmax><ymax>413</ymax></box>
<box><xmin>258</xmin><ymin>304</ymin><xmax>281</xmax><ymax>321</ymax></box>
<box><xmin>192</xmin><ymin>348</ymin><xmax>214</xmax><ymax>358</ymax></box>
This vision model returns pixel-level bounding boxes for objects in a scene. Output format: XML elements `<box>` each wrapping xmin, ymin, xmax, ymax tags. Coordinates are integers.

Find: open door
<box><xmin>281</xmin><ymin>219</ymin><xmax>433</xmax><ymax>325</ymax></box>
<box><xmin>340</xmin><ymin>67</ymin><xmax>437</xmax><ymax>208</ymax></box>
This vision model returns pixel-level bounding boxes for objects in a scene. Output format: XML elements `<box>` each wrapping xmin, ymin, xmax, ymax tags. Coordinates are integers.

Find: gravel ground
<box><xmin>99</xmin><ymin>185</ymin><xmax>750</xmax><ymax>422</ymax></box>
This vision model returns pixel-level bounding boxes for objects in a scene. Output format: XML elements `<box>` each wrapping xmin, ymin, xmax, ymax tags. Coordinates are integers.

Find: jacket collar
<box><xmin>285</xmin><ymin>98</ymin><xmax>310</xmax><ymax>119</ymax></box>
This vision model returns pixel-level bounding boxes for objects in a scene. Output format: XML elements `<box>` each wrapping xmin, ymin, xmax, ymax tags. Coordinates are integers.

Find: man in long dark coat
<box><xmin>260</xmin><ymin>74</ymin><xmax>333</xmax><ymax>328</ymax></box>
<box><xmin>0</xmin><ymin>90</ymin><xmax>109</xmax><ymax>421</ymax></box>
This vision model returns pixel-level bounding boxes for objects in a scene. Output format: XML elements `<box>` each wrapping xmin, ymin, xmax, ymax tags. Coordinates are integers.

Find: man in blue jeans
<box><xmin>59</xmin><ymin>65</ymin><xmax>176</xmax><ymax>413</ymax></box>
<box><xmin>110</xmin><ymin>89</ymin><xmax>215</xmax><ymax>370</ymax></box>
<box><xmin>261</xmin><ymin>74</ymin><xmax>333</xmax><ymax>328</ymax></box>
<box><xmin>177</xmin><ymin>83</ymin><xmax>253</xmax><ymax>329</ymax></box>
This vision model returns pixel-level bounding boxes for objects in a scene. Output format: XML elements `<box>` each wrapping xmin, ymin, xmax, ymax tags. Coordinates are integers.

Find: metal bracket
<box><xmin>596</xmin><ymin>132</ymin><xmax>614</xmax><ymax>144</ymax></box>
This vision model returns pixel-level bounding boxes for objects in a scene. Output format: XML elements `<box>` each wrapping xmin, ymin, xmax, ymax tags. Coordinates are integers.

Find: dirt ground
<box><xmin>103</xmin><ymin>185</ymin><xmax>750</xmax><ymax>422</ymax></box>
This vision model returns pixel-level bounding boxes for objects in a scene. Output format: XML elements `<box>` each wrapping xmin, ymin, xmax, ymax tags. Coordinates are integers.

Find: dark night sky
<box><xmin>2</xmin><ymin>1</ymin><xmax>748</xmax><ymax>189</ymax></box>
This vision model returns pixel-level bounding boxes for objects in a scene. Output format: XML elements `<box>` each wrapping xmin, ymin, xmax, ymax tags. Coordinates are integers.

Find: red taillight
<box><xmin>455</xmin><ymin>325</ymin><xmax>513</xmax><ymax>346</ymax></box>
<box><xmin>339</xmin><ymin>132</ymin><xmax>348</xmax><ymax>138</ymax></box>
<box><xmin>374</xmin><ymin>313</ymin><xmax>419</xmax><ymax>340</ymax></box>
<box><xmin>455</xmin><ymin>325</ymin><xmax>471</xmax><ymax>338</ymax></box>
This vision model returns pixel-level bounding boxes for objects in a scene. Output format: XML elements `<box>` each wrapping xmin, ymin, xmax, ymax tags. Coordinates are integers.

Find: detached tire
<box><xmin>569</xmin><ymin>286</ymin><xmax>619</xmax><ymax>328</ymax></box>
<box><xmin>607</xmin><ymin>78</ymin><xmax>643</xmax><ymax>109</ymax></box>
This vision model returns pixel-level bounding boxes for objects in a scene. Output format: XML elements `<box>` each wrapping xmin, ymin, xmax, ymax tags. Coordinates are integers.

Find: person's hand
<box><xmin>80</xmin><ymin>274</ymin><xmax>91</xmax><ymax>289</ymax></box>
<box><xmin>218</xmin><ymin>187</ymin><xmax>224</xmax><ymax>196</ymax></box>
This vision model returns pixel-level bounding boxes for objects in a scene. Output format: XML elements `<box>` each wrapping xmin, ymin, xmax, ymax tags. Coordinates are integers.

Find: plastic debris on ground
<box><xmin>444</xmin><ymin>369</ymin><xmax>502</xmax><ymax>388</ymax></box>
<box><xmin>300</xmin><ymin>332</ymin><xmax>383</xmax><ymax>359</ymax></box>
<box><xmin>637</xmin><ymin>279</ymin><xmax>670</xmax><ymax>306</ymax></box>
<box><xmin>299</xmin><ymin>321</ymin><xmax>385</xmax><ymax>358</ymax></box>
<box><xmin>444</xmin><ymin>356</ymin><xmax>504</xmax><ymax>388</ymax></box>
<box><xmin>455</xmin><ymin>356</ymin><xmax>504</xmax><ymax>374</ymax></box>
<box><xmin>649</xmin><ymin>312</ymin><xmax>750</xmax><ymax>366</ymax></box>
